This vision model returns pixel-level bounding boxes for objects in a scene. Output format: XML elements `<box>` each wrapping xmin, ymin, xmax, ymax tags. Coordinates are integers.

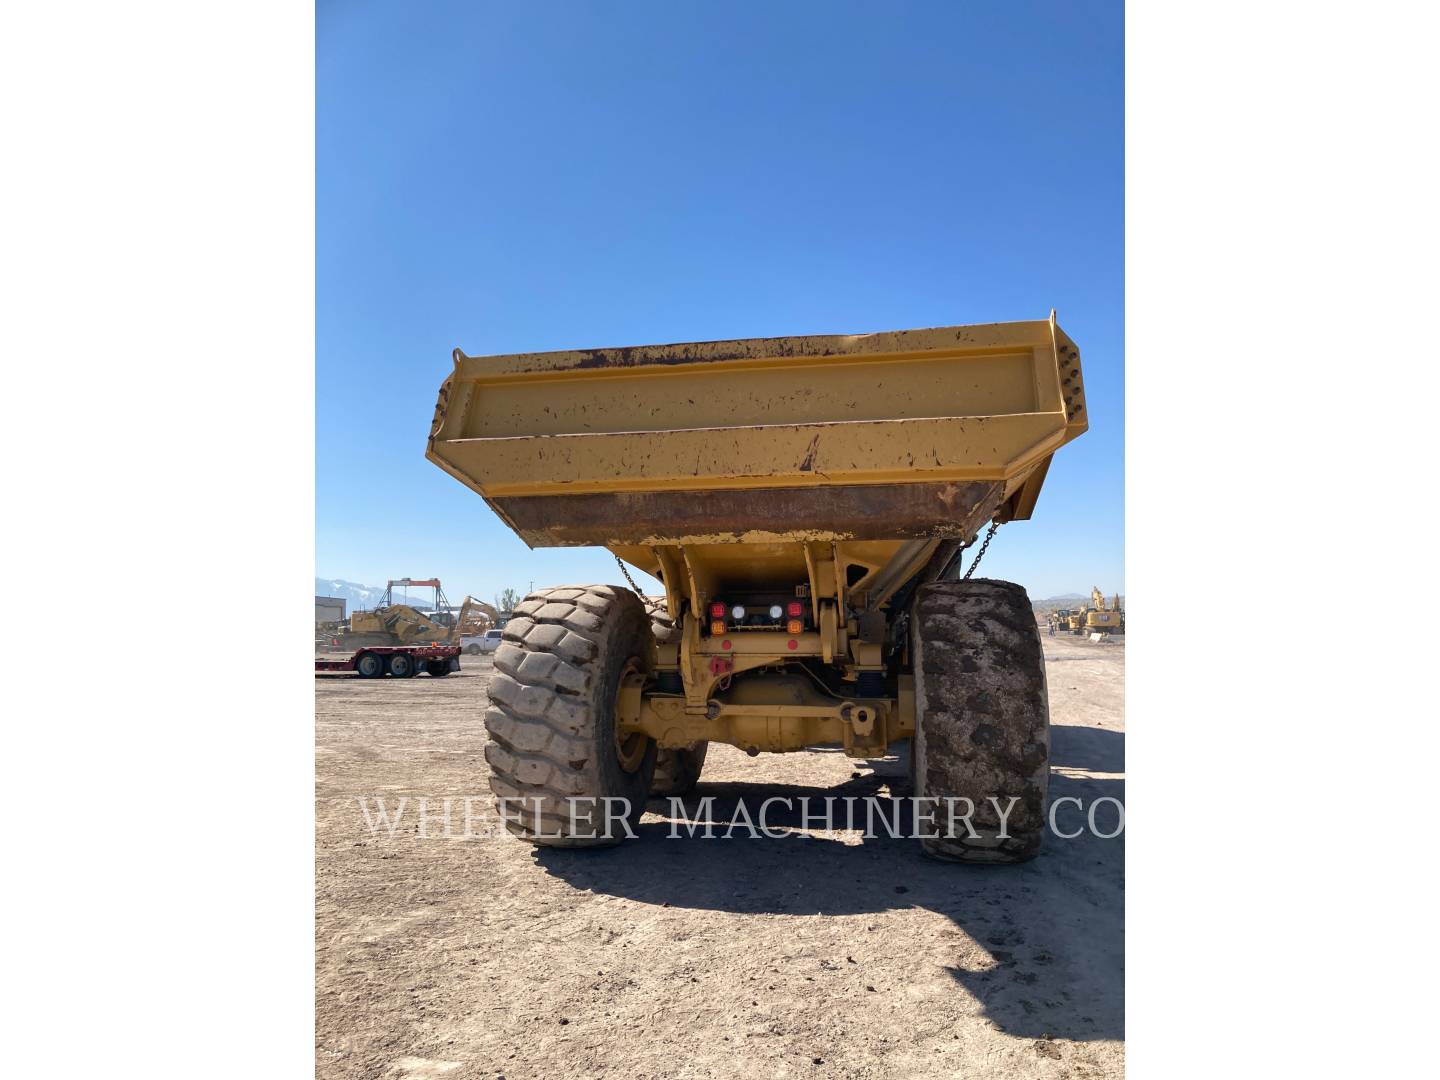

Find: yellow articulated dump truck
<box><xmin>427</xmin><ymin>314</ymin><xmax>1087</xmax><ymax>862</ymax></box>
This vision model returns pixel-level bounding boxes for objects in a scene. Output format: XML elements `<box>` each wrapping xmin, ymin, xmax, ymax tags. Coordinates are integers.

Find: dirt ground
<box><xmin>317</xmin><ymin>629</ymin><xmax>1124</xmax><ymax>1080</ymax></box>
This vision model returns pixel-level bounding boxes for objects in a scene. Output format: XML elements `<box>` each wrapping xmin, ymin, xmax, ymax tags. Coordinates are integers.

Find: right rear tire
<box><xmin>485</xmin><ymin>586</ymin><xmax>657</xmax><ymax>847</ymax></box>
<box><xmin>355</xmin><ymin>652</ymin><xmax>383</xmax><ymax>678</ymax></box>
<box><xmin>911</xmin><ymin>578</ymin><xmax>1050</xmax><ymax>864</ymax></box>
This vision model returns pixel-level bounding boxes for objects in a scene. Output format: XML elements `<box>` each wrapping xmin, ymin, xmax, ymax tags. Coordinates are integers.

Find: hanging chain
<box><xmin>614</xmin><ymin>555</ymin><xmax>645</xmax><ymax>597</ymax></box>
<box><xmin>962</xmin><ymin>521</ymin><xmax>1000</xmax><ymax>580</ymax></box>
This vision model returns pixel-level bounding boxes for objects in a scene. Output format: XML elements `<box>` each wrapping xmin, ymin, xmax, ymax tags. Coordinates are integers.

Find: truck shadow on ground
<box><xmin>535</xmin><ymin>725</ymin><xmax>1124</xmax><ymax>1041</ymax></box>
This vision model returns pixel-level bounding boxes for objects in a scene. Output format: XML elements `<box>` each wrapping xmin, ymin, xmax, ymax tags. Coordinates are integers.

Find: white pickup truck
<box><xmin>459</xmin><ymin>628</ymin><xmax>504</xmax><ymax>656</ymax></box>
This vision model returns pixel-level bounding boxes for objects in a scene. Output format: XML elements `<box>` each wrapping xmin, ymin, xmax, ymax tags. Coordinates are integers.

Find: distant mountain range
<box><xmin>1034</xmin><ymin>592</ymin><xmax>1124</xmax><ymax>613</ymax></box>
<box><xmin>315</xmin><ymin>578</ymin><xmax>393</xmax><ymax>611</ymax></box>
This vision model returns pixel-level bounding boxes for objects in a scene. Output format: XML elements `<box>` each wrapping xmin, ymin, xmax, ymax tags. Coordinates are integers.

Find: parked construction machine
<box><xmin>427</xmin><ymin>314</ymin><xmax>1087</xmax><ymax>862</ymax></box>
<box><xmin>340</xmin><ymin>579</ymin><xmax>498</xmax><ymax>649</ymax></box>
<box><xmin>1062</xmin><ymin>609</ymin><xmax>1087</xmax><ymax>634</ymax></box>
<box><xmin>1084</xmin><ymin>586</ymin><xmax>1125</xmax><ymax>634</ymax></box>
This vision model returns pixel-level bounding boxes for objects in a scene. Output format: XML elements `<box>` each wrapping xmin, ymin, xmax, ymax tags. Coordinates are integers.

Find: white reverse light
<box><xmin>731</xmin><ymin>605</ymin><xmax>746</xmax><ymax>621</ymax></box>
<box><xmin>768</xmin><ymin>604</ymin><xmax>783</xmax><ymax>619</ymax></box>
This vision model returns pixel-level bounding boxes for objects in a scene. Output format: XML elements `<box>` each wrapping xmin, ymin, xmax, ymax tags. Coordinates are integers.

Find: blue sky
<box><xmin>317</xmin><ymin>0</ymin><xmax>1123</xmax><ymax>603</ymax></box>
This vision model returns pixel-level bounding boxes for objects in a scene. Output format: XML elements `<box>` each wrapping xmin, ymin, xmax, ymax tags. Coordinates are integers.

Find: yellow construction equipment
<box><xmin>1084</xmin><ymin>586</ymin><xmax>1124</xmax><ymax>634</ymax></box>
<box><xmin>428</xmin><ymin>313</ymin><xmax>1087</xmax><ymax>862</ymax></box>
<box><xmin>341</xmin><ymin>579</ymin><xmax>498</xmax><ymax>648</ymax></box>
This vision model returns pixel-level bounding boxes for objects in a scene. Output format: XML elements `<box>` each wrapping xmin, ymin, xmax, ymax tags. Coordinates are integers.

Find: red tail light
<box><xmin>787</xmin><ymin>601</ymin><xmax>803</xmax><ymax>618</ymax></box>
<box><xmin>709</xmin><ymin>601</ymin><xmax>726</xmax><ymax>618</ymax></box>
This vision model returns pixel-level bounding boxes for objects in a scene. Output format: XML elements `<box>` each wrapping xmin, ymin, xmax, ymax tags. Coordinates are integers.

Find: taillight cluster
<box><xmin>708</xmin><ymin>600</ymin><xmax>726</xmax><ymax>636</ymax></box>
<box><xmin>707</xmin><ymin>598</ymin><xmax>806</xmax><ymax>634</ymax></box>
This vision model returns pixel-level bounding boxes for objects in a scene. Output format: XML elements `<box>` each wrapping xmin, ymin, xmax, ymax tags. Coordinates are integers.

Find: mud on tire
<box><xmin>643</xmin><ymin>596</ymin><xmax>708</xmax><ymax>797</ymax></box>
<box><xmin>484</xmin><ymin>586</ymin><xmax>657</xmax><ymax>847</ymax></box>
<box><xmin>911</xmin><ymin>578</ymin><xmax>1050</xmax><ymax>864</ymax></box>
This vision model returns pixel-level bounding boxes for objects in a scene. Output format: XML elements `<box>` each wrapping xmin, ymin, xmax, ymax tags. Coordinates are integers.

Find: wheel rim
<box><xmin>613</xmin><ymin>658</ymin><xmax>647</xmax><ymax>773</ymax></box>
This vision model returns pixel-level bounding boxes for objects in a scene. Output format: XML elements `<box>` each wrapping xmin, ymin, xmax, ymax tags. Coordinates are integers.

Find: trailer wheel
<box><xmin>426</xmin><ymin>659</ymin><xmax>451</xmax><ymax>677</ymax></box>
<box><xmin>386</xmin><ymin>652</ymin><xmax>413</xmax><ymax>678</ymax></box>
<box><xmin>355</xmin><ymin>652</ymin><xmax>383</xmax><ymax>678</ymax></box>
<box><xmin>911</xmin><ymin>579</ymin><xmax>1050</xmax><ymax>864</ymax></box>
<box><xmin>484</xmin><ymin>585</ymin><xmax>656</xmax><ymax>847</ymax></box>
<box><xmin>643</xmin><ymin>596</ymin><xmax>709</xmax><ymax>796</ymax></box>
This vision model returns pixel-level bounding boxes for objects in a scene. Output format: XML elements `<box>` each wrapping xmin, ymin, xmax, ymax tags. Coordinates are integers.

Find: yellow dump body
<box><xmin>427</xmin><ymin>314</ymin><xmax>1087</xmax><ymax>554</ymax></box>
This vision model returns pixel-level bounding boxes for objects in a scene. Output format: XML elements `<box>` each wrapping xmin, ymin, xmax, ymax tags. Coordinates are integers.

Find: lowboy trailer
<box><xmin>315</xmin><ymin>644</ymin><xmax>461</xmax><ymax>679</ymax></box>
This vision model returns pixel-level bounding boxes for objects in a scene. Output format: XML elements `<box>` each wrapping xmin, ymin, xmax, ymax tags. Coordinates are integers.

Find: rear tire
<box><xmin>485</xmin><ymin>586</ymin><xmax>656</xmax><ymax>847</ymax></box>
<box><xmin>650</xmin><ymin>742</ymin><xmax>709</xmax><ymax>797</ymax></box>
<box><xmin>426</xmin><ymin>659</ymin><xmax>451</xmax><ymax>677</ymax></box>
<box><xmin>355</xmin><ymin>652</ymin><xmax>383</xmax><ymax>678</ymax></box>
<box><xmin>387</xmin><ymin>652</ymin><xmax>413</xmax><ymax>678</ymax></box>
<box><xmin>911</xmin><ymin>579</ymin><xmax>1050</xmax><ymax>864</ymax></box>
<box><xmin>643</xmin><ymin>596</ymin><xmax>709</xmax><ymax>796</ymax></box>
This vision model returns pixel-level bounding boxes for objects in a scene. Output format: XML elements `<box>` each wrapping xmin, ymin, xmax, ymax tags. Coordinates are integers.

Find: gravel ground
<box><xmin>317</xmin><ymin>629</ymin><xmax>1124</xmax><ymax>1080</ymax></box>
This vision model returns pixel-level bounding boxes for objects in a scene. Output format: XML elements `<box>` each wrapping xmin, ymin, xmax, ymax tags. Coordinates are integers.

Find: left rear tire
<box><xmin>485</xmin><ymin>586</ymin><xmax>656</xmax><ymax>847</ymax></box>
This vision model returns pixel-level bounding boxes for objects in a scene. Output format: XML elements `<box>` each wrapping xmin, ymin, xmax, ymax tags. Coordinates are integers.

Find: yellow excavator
<box><xmin>340</xmin><ymin>579</ymin><xmax>498</xmax><ymax>648</ymax></box>
<box><xmin>1083</xmin><ymin>586</ymin><xmax>1124</xmax><ymax>634</ymax></box>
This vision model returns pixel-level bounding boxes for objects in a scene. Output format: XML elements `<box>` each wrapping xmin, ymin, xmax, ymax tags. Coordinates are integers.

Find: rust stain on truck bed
<box><xmin>491</xmin><ymin>480</ymin><xmax>1005</xmax><ymax>547</ymax></box>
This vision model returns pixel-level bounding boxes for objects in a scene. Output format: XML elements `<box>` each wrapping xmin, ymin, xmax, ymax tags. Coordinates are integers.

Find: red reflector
<box><xmin>787</xmin><ymin>639</ymin><xmax>798</xmax><ymax>650</ymax></box>
<box><xmin>721</xmin><ymin>639</ymin><xmax>732</xmax><ymax>651</ymax></box>
<box><xmin>787</xmin><ymin>601</ymin><xmax>803</xmax><ymax>618</ymax></box>
<box><xmin>709</xmin><ymin>601</ymin><xmax>726</xmax><ymax>618</ymax></box>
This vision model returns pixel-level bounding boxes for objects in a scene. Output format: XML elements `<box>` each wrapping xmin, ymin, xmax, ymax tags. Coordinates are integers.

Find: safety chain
<box><xmin>614</xmin><ymin>555</ymin><xmax>645</xmax><ymax>596</ymax></box>
<box><xmin>962</xmin><ymin>521</ymin><xmax>1000</xmax><ymax>580</ymax></box>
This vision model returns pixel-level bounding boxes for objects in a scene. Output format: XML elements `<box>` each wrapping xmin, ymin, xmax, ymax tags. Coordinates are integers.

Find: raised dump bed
<box><xmin>427</xmin><ymin>314</ymin><xmax>1085</xmax><ymax>547</ymax></box>
<box><xmin>427</xmin><ymin>314</ymin><xmax>1088</xmax><ymax>863</ymax></box>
